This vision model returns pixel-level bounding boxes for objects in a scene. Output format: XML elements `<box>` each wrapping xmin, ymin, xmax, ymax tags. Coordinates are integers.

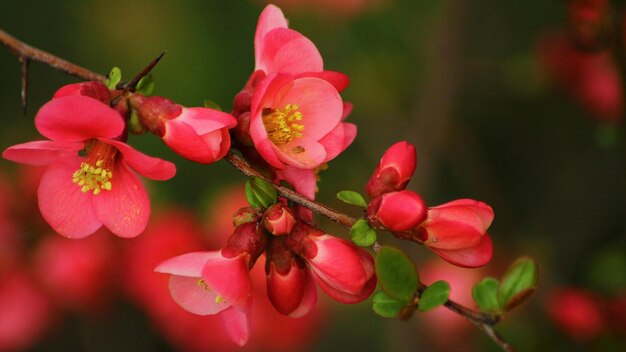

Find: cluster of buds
<box><xmin>156</xmin><ymin>202</ymin><xmax>375</xmax><ymax>345</ymax></box>
<box><xmin>365</xmin><ymin>141</ymin><xmax>494</xmax><ymax>268</ymax></box>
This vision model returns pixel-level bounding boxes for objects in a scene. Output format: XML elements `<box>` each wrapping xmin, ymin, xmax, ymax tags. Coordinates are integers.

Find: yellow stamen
<box><xmin>197</xmin><ymin>279</ymin><xmax>211</xmax><ymax>291</ymax></box>
<box><xmin>215</xmin><ymin>295</ymin><xmax>226</xmax><ymax>304</ymax></box>
<box><xmin>72</xmin><ymin>160</ymin><xmax>113</xmax><ymax>195</ymax></box>
<box><xmin>262</xmin><ymin>104</ymin><xmax>305</xmax><ymax>145</ymax></box>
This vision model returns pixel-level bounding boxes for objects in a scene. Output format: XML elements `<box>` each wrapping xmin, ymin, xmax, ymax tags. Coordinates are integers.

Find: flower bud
<box><xmin>130</xmin><ymin>94</ymin><xmax>237</xmax><ymax>163</ymax></box>
<box><xmin>419</xmin><ymin>199</ymin><xmax>493</xmax><ymax>250</ymax></box>
<box><xmin>286</xmin><ymin>222</ymin><xmax>376</xmax><ymax>304</ymax></box>
<box><xmin>265</xmin><ymin>238</ymin><xmax>316</xmax><ymax>317</ymax></box>
<box><xmin>232</xmin><ymin>206</ymin><xmax>262</xmax><ymax>227</ymax></box>
<box><xmin>366</xmin><ymin>141</ymin><xmax>417</xmax><ymax>198</ymax></box>
<box><xmin>222</xmin><ymin>222</ymin><xmax>267</xmax><ymax>265</ymax></box>
<box><xmin>366</xmin><ymin>190</ymin><xmax>427</xmax><ymax>232</ymax></box>
<box><xmin>53</xmin><ymin>82</ymin><xmax>111</xmax><ymax>103</ymax></box>
<box><xmin>263</xmin><ymin>203</ymin><xmax>297</xmax><ymax>236</ymax></box>
<box><xmin>547</xmin><ymin>288</ymin><xmax>605</xmax><ymax>341</ymax></box>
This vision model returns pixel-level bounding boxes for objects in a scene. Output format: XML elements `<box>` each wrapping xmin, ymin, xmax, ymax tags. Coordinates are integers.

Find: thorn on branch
<box><xmin>118</xmin><ymin>51</ymin><xmax>166</xmax><ymax>91</ymax></box>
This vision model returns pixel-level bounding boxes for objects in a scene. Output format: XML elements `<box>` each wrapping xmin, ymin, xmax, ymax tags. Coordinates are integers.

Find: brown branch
<box><xmin>0</xmin><ymin>28</ymin><xmax>513</xmax><ymax>352</ymax></box>
<box><xmin>118</xmin><ymin>51</ymin><xmax>165</xmax><ymax>91</ymax></box>
<box><xmin>0</xmin><ymin>29</ymin><xmax>106</xmax><ymax>82</ymax></box>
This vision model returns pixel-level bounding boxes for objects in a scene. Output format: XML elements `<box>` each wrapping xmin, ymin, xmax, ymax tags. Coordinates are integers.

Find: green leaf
<box><xmin>472</xmin><ymin>277</ymin><xmax>501</xmax><ymax>313</ymax></box>
<box><xmin>498</xmin><ymin>257</ymin><xmax>538</xmax><ymax>311</ymax></box>
<box><xmin>136</xmin><ymin>74</ymin><xmax>155</xmax><ymax>95</ymax></box>
<box><xmin>203</xmin><ymin>99</ymin><xmax>223</xmax><ymax>111</ymax></box>
<box><xmin>105</xmin><ymin>67</ymin><xmax>122</xmax><ymax>89</ymax></box>
<box><xmin>245</xmin><ymin>177</ymin><xmax>277</xmax><ymax>209</ymax></box>
<box><xmin>350</xmin><ymin>219</ymin><xmax>377</xmax><ymax>247</ymax></box>
<box><xmin>372</xmin><ymin>291</ymin><xmax>406</xmax><ymax>318</ymax></box>
<box><xmin>337</xmin><ymin>190</ymin><xmax>367</xmax><ymax>208</ymax></box>
<box><xmin>375</xmin><ymin>246</ymin><xmax>418</xmax><ymax>302</ymax></box>
<box><xmin>418</xmin><ymin>280</ymin><xmax>450</xmax><ymax>312</ymax></box>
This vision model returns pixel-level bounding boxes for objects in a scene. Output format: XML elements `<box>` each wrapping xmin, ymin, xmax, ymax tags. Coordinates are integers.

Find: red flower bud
<box><xmin>130</xmin><ymin>95</ymin><xmax>237</xmax><ymax>163</ymax></box>
<box><xmin>286</xmin><ymin>222</ymin><xmax>376</xmax><ymax>304</ymax></box>
<box><xmin>265</xmin><ymin>238</ymin><xmax>317</xmax><ymax>317</ymax></box>
<box><xmin>232</xmin><ymin>206</ymin><xmax>262</xmax><ymax>227</ymax></box>
<box><xmin>419</xmin><ymin>199</ymin><xmax>494</xmax><ymax>250</ymax></box>
<box><xmin>264</xmin><ymin>203</ymin><xmax>297</xmax><ymax>236</ymax></box>
<box><xmin>222</xmin><ymin>222</ymin><xmax>267</xmax><ymax>265</ymax></box>
<box><xmin>366</xmin><ymin>190</ymin><xmax>427</xmax><ymax>232</ymax></box>
<box><xmin>366</xmin><ymin>141</ymin><xmax>416</xmax><ymax>198</ymax></box>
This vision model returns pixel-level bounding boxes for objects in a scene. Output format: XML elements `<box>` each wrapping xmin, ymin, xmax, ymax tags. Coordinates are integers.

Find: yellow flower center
<box><xmin>72</xmin><ymin>160</ymin><xmax>113</xmax><ymax>195</ymax></box>
<box><xmin>262</xmin><ymin>104</ymin><xmax>305</xmax><ymax>145</ymax></box>
<box><xmin>197</xmin><ymin>279</ymin><xmax>226</xmax><ymax>304</ymax></box>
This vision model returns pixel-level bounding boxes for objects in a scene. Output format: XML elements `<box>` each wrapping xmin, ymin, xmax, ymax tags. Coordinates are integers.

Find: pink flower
<box><xmin>155</xmin><ymin>251</ymin><xmax>253</xmax><ymax>346</ymax></box>
<box><xmin>285</xmin><ymin>222</ymin><xmax>376</xmax><ymax>304</ymax></box>
<box><xmin>366</xmin><ymin>141</ymin><xmax>417</xmax><ymax>198</ymax></box>
<box><xmin>130</xmin><ymin>95</ymin><xmax>237</xmax><ymax>164</ymax></box>
<box><xmin>249</xmin><ymin>73</ymin><xmax>356</xmax><ymax>170</ymax></box>
<box><xmin>2</xmin><ymin>94</ymin><xmax>176</xmax><ymax>238</ymax></box>
<box><xmin>366</xmin><ymin>190</ymin><xmax>427</xmax><ymax>232</ymax></box>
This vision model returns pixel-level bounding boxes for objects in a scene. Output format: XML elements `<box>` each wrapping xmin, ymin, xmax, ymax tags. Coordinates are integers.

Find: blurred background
<box><xmin>0</xmin><ymin>0</ymin><xmax>624</xmax><ymax>351</ymax></box>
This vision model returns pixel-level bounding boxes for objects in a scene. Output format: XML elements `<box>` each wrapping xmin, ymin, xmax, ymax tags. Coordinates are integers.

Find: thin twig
<box><xmin>0</xmin><ymin>29</ymin><xmax>106</xmax><ymax>82</ymax></box>
<box><xmin>0</xmin><ymin>28</ymin><xmax>513</xmax><ymax>352</ymax></box>
<box><xmin>118</xmin><ymin>51</ymin><xmax>165</xmax><ymax>91</ymax></box>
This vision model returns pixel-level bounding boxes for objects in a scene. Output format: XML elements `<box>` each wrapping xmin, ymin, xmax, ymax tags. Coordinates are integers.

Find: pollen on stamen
<box><xmin>72</xmin><ymin>159</ymin><xmax>113</xmax><ymax>195</ymax></box>
<box><xmin>215</xmin><ymin>295</ymin><xmax>226</xmax><ymax>304</ymax></box>
<box><xmin>262</xmin><ymin>103</ymin><xmax>305</xmax><ymax>145</ymax></box>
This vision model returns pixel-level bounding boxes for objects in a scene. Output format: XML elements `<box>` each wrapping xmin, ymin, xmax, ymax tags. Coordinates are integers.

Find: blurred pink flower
<box><xmin>547</xmin><ymin>288</ymin><xmax>605</xmax><ymax>340</ymax></box>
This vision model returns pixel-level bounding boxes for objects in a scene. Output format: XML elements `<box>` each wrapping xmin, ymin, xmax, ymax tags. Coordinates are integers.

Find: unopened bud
<box><xmin>366</xmin><ymin>141</ymin><xmax>417</xmax><ymax>198</ymax></box>
<box><xmin>263</xmin><ymin>203</ymin><xmax>297</xmax><ymax>236</ymax></box>
<box><xmin>366</xmin><ymin>190</ymin><xmax>427</xmax><ymax>232</ymax></box>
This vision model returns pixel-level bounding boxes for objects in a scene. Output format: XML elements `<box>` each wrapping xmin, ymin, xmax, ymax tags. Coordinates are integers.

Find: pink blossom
<box><xmin>285</xmin><ymin>222</ymin><xmax>376</xmax><ymax>303</ymax></box>
<box><xmin>366</xmin><ymin>141</ymin><xmax>417</xmax><ymax>198</ymax></box>
<box><xmin>366</xmin><ymin>190</ymin><xmax>427</xmax><ymax>232</ymax></box>
<box><xmin>130</xmin><ymin>95</ymin><xmax>237</xmax><ymax>164</ymax></box>
<box><xmin>2</xmin><ymin>94</ymin><xmax>176</xmax><ymax>238</ymax></box>
<box><xmin>249</xmin><ymin>73</ymin><xmax>356</xmax><ymax>170</ymax></box>
<box><xmin>155</xmin><ymin>251</ymin><xmax>253</xmax><ymax>346</ymax></box>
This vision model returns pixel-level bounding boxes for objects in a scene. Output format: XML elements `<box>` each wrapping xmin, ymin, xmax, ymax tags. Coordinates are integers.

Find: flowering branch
<box><xmin>0</xmin><ymin>27</ymin><xmax>514</xmax><ymax>352</ymax></box>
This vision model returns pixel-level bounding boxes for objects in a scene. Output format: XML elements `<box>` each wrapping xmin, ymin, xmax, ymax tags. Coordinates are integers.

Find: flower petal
<box><xmin>168</xmin><ymin>275</ymin><xmax>229</xmax><ymax>315</ymax></box>
<box><xmin>275</xmin><ymin>167</ymin><xmax>316</xmax><ymax>200</ymax></box>
<box><xmin>219</xmin><ymin>306</ymin><xmax>250</xmax><ymax>347</ymax></box>
<box><xmin>319</xmin><ymin>122</ymin><xmax>357</xmax><ymax>162</ymax></box>
<box><xmin>3</xmin><ymin>140</ymin><xmax>83</xmax><ymax>166</ymax></box>
<box><xmin>254</xmin><ymin>4</ymin><xmax>289</xmax><ymax>69</ymax></box>
<box><xmin>176</xmin><ymin>107</ymin><xmax>237</xmax><ymax>134</ymax></box>
<box><xmin>276</xmin><ymin>135</ymin><xmax>327</xmax><ymax>169</ymax></box>
<box><xmin>296</xmin><ymin>70</ymin><xmax>350</xmax><ymax>92</ymax></box>
<box><xmin>202</xmin><ymin>255</ymin><xmax>252</xmax><ymax>310</ymax></box>
<box><xmin>258</xmin><ymin>28</ymin><xmax>323</xmax><ymax>75</ymax></box>
<box><xmin>273</xmin><ymin>77</ymin><xmax>343</xmax><ymax>140</ymax></box>
<box><xmin>155</xmin><ymin>252</ymin><xmax>218</xmax><ymax>277</ymax></box>
<box><xmin>92</xmin><ymin>162</ymin><xmax>149</xmax><ymax>238</ymax></box>
<box><xmin>35</xmin><ymin>96</ymin><xmax>124</xmax><ymax>142</ymax></box>
<box><xmin>100</xmin><ymin>139</ymin><xmax>176</xmax><ymax>180</ymax></box>
<box><xmin>37</xmin><ymin>159</ymin><xmax>102</xmax><ymax>238</ymax></box>
<box><xmin>288</xmin><ymin>268</ymin><xmax>318</xmax><ymax>318</ymax></box>
<box><xmin>430</xmin><ymin>233</ymin><xmax>493</xmax><ymax>268</ymax></box>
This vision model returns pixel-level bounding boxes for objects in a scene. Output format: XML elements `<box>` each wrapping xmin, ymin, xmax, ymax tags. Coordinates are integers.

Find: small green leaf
<box><xmin>372</xmin><ymin>291</ymin><xmax>406</xmax><ymax>318</ymax></box>
<box><xmin>337</xmin><ymin>190</ymin><xmax>367</xmax><ymax>208</ymax></box>
<box><xmin>375</xmin><ymin>246</ymin><xmax>418</xmax><ymax>302</ymax></box>
<box><xmin>245</xmin><ymin>177</ymin><xmax>277</xmax><ymax>209</ymax></box>
<box><xmin>472</xmin><ymin>277</ymin><xmax>501</xmax><ymax>313</ymax></box>
<box><xmin>418</xmin><ymin>280</ymin><xmax>450</xmax><ymax>312</ymax></box>
<box><xmin>203</xmin><ymin>99</ymin><xmax>223</xmax><ymax>111</ymax></box>
<box><xmin>136</xmin><ymin>74</ymin><xmax>155</xmax><ymax>95</ymax></box>
<box><xmin>350</xmin><ymin>219</ymin><xmax>377</xmax><ymax>247</ymax></box>
<box><xmin>498</xmin><ymin>257</ymin><xmax>538</xmax><ymax>311</ymax></box>
<box><xmin>106</xmin><ymin>67</ymin><xmax>122</xmax><ymax>89</ymax></box>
